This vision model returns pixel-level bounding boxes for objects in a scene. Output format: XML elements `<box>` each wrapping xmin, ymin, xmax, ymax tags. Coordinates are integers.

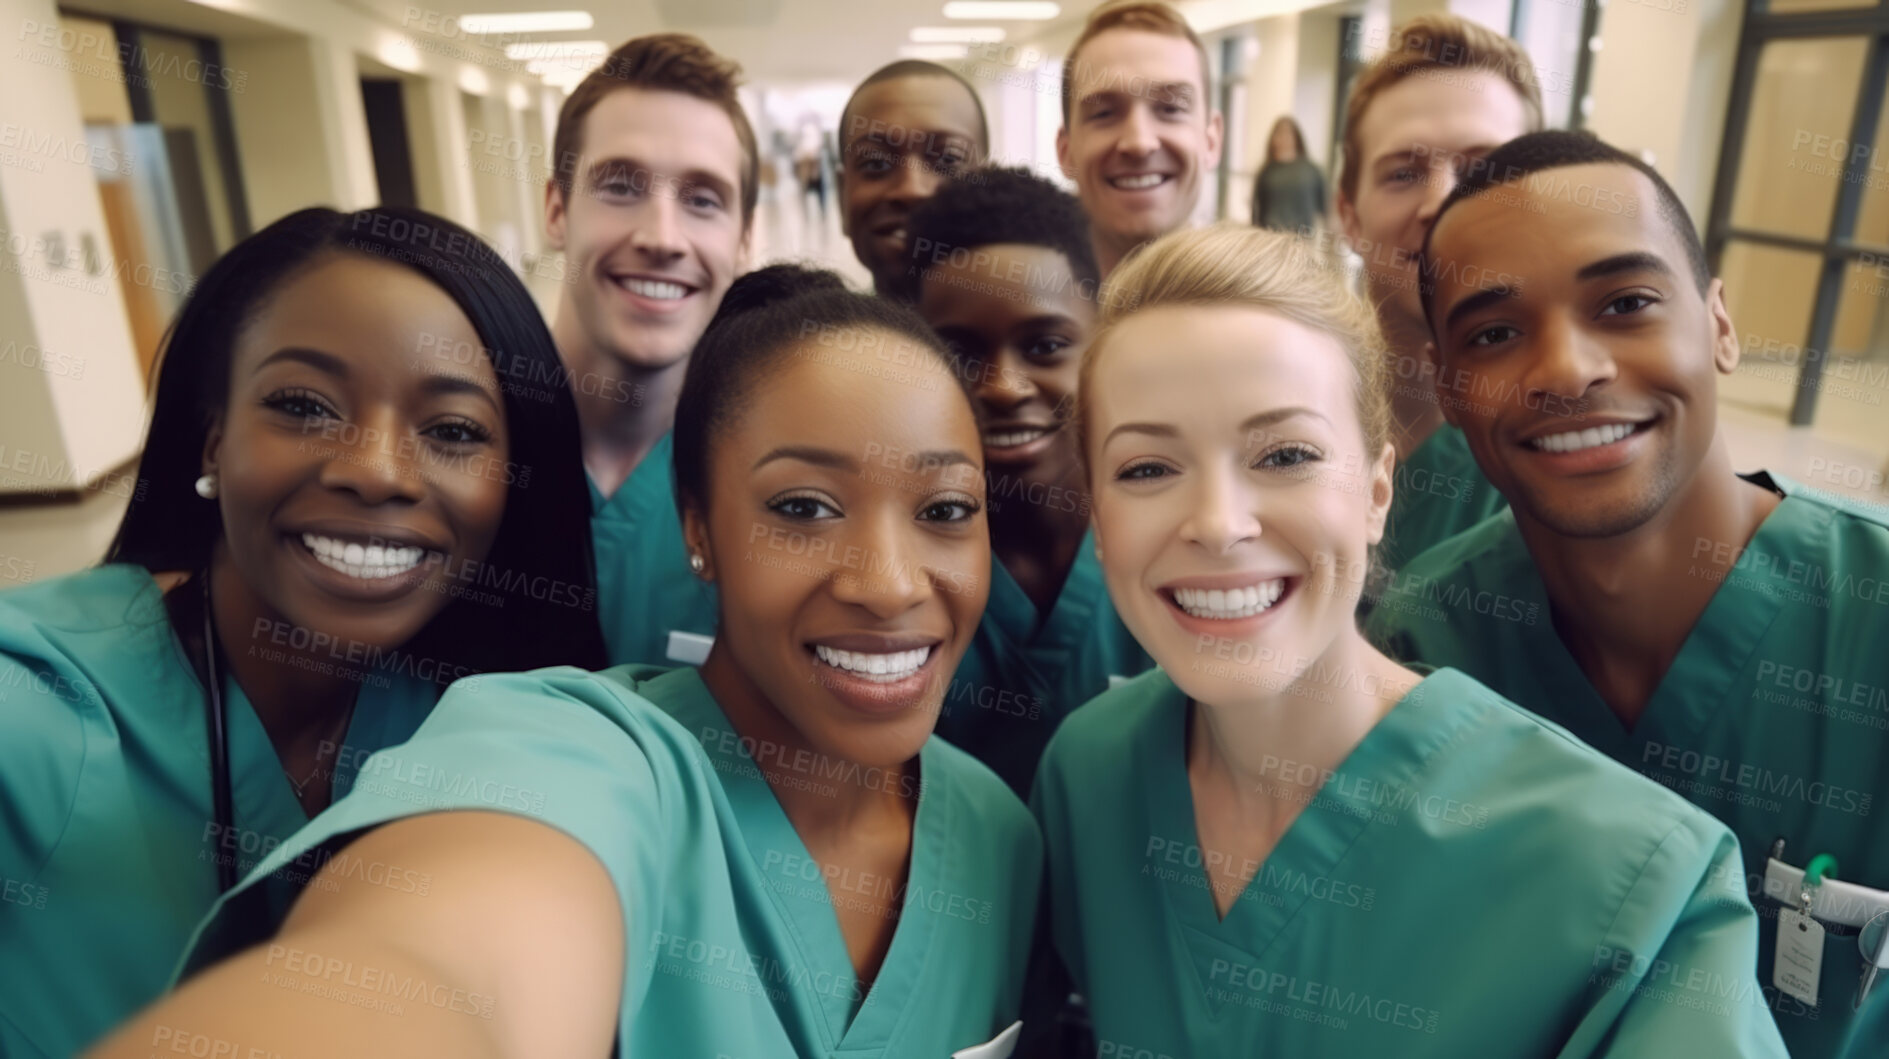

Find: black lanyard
<box><xmin>198</xmin><ymin>572</ymin><xmax>237</xmax><ymax>894</ymax></box>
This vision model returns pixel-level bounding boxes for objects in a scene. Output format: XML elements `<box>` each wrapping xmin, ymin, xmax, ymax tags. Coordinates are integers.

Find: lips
<box><xmin>1524</xmin><ymin>420</ymin><xmax>1644</xmax><ymax>453</ymax></box>
<box><xmin>804</xmin><ymin>634</ymin><xmax>946</xmax><ymax>715</ymax></box>
<box><xmin>285</xmin><ymin>523</ymin><xmax>448</xmax><ymax>599</ymax></box>
<box><xmin>607</xmin><ymin>271</ymin><xmax>699</xmax><ymax>310</ymax></box>
<box><xmin>1108</xmin><ymin>173</ymin><xmax>1170</xmax><ymax>191</ymax></box>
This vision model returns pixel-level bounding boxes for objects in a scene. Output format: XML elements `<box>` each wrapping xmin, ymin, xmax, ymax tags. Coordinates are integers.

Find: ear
<box><xmin>681</xmin><ymin>503</ymin><xmax>714</xmax><ymax>582</ymax></box>
<box><xmin>1336</xmin><ymin>189</ymin><xmax>1365</xmax><ymax>258</ymax></box>
<box><xmin>544</xmin><ymin>180</ymin><xmax>568</xmax><ymax>253</ymax></box>
<box><xmin>1705</xmin><ymin>277</ymin><xmax>1740</xmax><ymax>376</ymax></box>
<box><xmin>736</xmin><ymin>223</ymin><xmax>755</xmax><ymax>275</ymax></box>
<box><xmin>1363</xmin><ymin>441</ymin><xmax>1396</xmax><ymax>547</ymax></box>
<box><xmin>1203</xmin><ymin>109</ymin><xmax>1225</xmax><ymax>169</ymax></box>
<box><xmin>201</xmin><ymin>413</ymin><xmax>225</xmax><ymax>479</ymax></box>
<box><xmin>1056</xmin><ymin>125</ymin><xmax>1073</xmax><ymax>181</ymax></box>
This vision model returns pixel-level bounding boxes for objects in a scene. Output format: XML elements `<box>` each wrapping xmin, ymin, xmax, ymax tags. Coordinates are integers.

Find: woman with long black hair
<box><xmin>0</xmin><ymin>206</ymin><xmax>605</xmax><ymax>1057</ymax></box>
<box><xmin>89</xmin><ymin>265</ymin><xmax>1039</xmax><ymax>1058</ymax></box>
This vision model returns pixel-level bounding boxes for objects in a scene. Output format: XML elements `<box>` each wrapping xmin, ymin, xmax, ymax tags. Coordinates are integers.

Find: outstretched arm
<box><xmin>89</xmin><ymin>811</ymin><xmax>624</xmax><ymax>1058</ymax></box>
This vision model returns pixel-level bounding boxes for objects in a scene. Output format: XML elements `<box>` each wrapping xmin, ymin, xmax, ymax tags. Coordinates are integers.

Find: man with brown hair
<box><xmin>1335</xmin><ymin>14</ymin><xmax>1542</xmax><ymax>572</ymax></box>
<box><xmin>544</xmin><ymin>33</ymin><xmax>755</xmax><ymax>665</ymax></box>
<box><xmin>1057</xmin><ymin>0</ymin><xmax>1222</xmax><ymax>278</ymax></box>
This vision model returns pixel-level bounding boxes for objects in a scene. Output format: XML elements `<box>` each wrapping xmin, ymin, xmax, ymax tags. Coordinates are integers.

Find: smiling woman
<box><xmin>1032</xmin><ymin>224</ymin><xmax>1788</xmax><ymax>1058</ymax></box>
<box><xmin>86</xmin><ymin>265</ymin><xmax>1040</xmax><ymax>1059</ymax></box>
<box><xmin>0</xmin><ymin>205</ymin><xmax>605</xmax><ymax>1059</ymax></box>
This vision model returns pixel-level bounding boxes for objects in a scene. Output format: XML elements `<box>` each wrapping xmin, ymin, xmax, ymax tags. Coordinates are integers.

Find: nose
<box><xmin>317</xmin><ymin>412</ymin><xmax>427</xmax><ymax>507</ymax></box>
<box><xmin>886</xmin><ymin>154</ymin><xmax>945</xmax><ymax>207</ymax></box>
<box><xmin>1525</xmin><ymin>314</ymin><xmax>1617</xmax><ymax>409</ymax></box>
<box><xmin>826</xmin><ymin>512</ymin><xmax>936</xmax><ymax>620</ymax></box>
<box><xmin>630</xmin><ymin>191</ymin><xmax>686</xmax><ymax>264</ymax></box>
<box><xmin>971</xmin><ymin>352</ymin><xmax>1035</xmax><ymax>412</ymax></box>
<box><xmin>1116</xmin><ymin>104</ymin><xmax>1159</xmax><ymax>159</ymax></box>
<box><xmin>1179</xmin><ymin>464</ymin><xmax>1262</xmax><ymax>556</ymax></box>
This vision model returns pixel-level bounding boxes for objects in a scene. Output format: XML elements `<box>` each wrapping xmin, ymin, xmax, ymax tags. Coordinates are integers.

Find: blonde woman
<box><xmin>1030</xmin><ymin>225</ymin><xmax>1786</xmax><ymax>1057</ymax></box>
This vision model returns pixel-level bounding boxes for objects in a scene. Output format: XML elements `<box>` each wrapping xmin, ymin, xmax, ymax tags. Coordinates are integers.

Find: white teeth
<box><xmin>985</xmin><ymin>428</ymin><xmax>1049</xmax><ymax>448</ymax></box>
<box><xmin>1172</xmin><ymin>580</ymin><xmax>1286</xmax><ymax>619</ymax></box>
<box><xmin>813</xmin><ymin>644</ymin><xmax>932</xmax><ymax>683</ymax></box>
<box><xmin>301</xmin><ymin>534</ymin><xmax>427</xmax><ymax>581</ymax></box>
<box><xmin>1529</xmin><ymin>422</ymin><xmax>1635</xmax><ymax>453</ymax></box>
<box><xmin>619</xmin><ymin>277</ymin><xmax>688</xmax><ymax>301</ymax></box>
<box><xmin>1111</xmin><ymin>173</ymin><xmax>1164</xmax><ymax>190</ymax></box>
<box><xmin>890</xmin><ymin>228</ymin><xmax>907</xmax><ymax>242</ymax></box>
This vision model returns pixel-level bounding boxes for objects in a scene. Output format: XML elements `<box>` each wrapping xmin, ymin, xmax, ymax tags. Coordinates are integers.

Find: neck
<box><xmin>698</xmin><ymin>642</ymin><xmax>915</xmax><ymax>837</ymax></box>
<box><xmin>1516</xmin><ymin>437</ymin><xmax>1779</xmax><ymax>725</ymax></box>
<box><xmin>1093</xmin><ymin>225</ymin><xmax>1143</xmax><ymax>281</ymax></box>
<box><xmin>204</xmin><ymin>545</ymin><xmax>361</xmax><ymax>810</ymax></box>
<box><xmin>551</xmin><ymin>301</ymin><xmax>689</xmax><ymax>497</ymax></box>
<box><xmin>1379</xmin><ymin>307</ymin><xmax>1445</xmax><ymax>459</ymax></box>
<box><xmin>1188</xmin><ymin>631</ymin><xmax>1418</xmax><ymax>815</ymax></box>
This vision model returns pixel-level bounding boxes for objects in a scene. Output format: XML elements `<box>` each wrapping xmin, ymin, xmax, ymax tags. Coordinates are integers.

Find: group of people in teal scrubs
<box><xmin>5</xmin><ymin>5</ymin><xmax>1885</xmax><ymax>1058</ymax></box>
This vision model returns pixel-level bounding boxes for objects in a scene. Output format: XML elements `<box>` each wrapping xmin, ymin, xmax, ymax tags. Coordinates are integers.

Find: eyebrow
<box><xmin>1079</xmin><ymin>82</ymin><xmax>1194</xmax><ymax>110</ymax></box>
<box><xmin>1104</xmin><ymin>407</ymin><xmax>1327</xmax><ymax>446</ymax></box>
<box><xmin>418</xmin><ymin>372</ymin><xmax>503</xmax><ymax>414</ymax></box>
<box><xmin>254</xmin><ymin>347</ymin><xmax>346</xmax><ymax>377</ymax></box>
<box><xmin>752</xmin><ymin>446</ymin><xmax>977</xmax><ymax>473</ymax></box>
<box><xmin>586</xmin><ymin>156</ymin><xmax>736</xmax><ymax>202</ymax></box>
<box><xmin>1575</xmin><ymin>251</ymin><xmax>1675</xmax><ymax>283</ymax></box>
<box><xmin>1442</xmin><ymin>284</ymin><xmax>1522</xmax><ymax>331</ymax></box>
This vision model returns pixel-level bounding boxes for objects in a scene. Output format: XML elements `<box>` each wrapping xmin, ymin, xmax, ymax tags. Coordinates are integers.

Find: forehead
<box><xmin>578</xmin><ymin>87</ymin><xmax>744</xmax><ymax>181</ymax></box>
<box><xmin>1355</xmin><ymin>69</ymin><xmax>1530</xmax><ymax>166</ymax></box>
<box><xmin>844</xmin><ymin>76</ymin><xmax>982</xmax><ymax>150</ymax></box>
<box><xmin>1091</xmin><ymin>305</ymin><xmax>1358</xmax><ymax>431</ymax></box>
<box><xmin>1430</xmin><ymin>162</ymin><xmax>1678</xmax><ymax>293</ymax></box>
<box><xmin>1069</xmin><ymin>27</ymin><xmax>1205</xmax><ymax>99</ymax></box>
<box><xmin>241</xmin><ymin>255</ymin><xmax>478</xmax><ymax>360</ymax></box>
<box><xmin>726</xmin><ymin>329</ymin><xmax>976</xmax><ymax>453</ymax></box>
<box><xmin>921</xmin><ymin>243</ymin><xmax>1092</xmax><ymax>325</ymax></box>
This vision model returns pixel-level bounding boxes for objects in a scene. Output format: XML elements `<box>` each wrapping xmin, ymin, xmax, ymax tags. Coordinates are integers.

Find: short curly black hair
<box><xmin>903</xmin><ymin>165</ymin><xmax>1101</xmax><ymax>303</ymax></box>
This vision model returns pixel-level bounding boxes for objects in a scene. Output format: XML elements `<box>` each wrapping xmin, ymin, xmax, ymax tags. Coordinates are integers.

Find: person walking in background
<box><xmin>1250</xmin><ymin>116</ymin><xmax>1326</xmax><ymax>236</ymax></box>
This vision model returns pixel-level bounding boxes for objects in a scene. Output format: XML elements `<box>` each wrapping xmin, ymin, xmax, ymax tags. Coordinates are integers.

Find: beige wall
<box><xmin>0</xmin><ymin>0</ymin><xmax>146</xmax><ymax>495</ymax></box>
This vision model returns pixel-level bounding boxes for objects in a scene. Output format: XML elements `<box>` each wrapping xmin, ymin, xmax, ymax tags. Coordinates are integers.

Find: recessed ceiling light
<box><xmin>899</xmin><ymin>43</ymin><xmax>971</xmax><ymax>60</ymax></box>
<box><xmin>942</xmin><ymin>2</ymin><xmax>1060</xmax><ymax>20</ymax></box>
<box><xmin>911</xmin><ymin>26</ymin><xmax>1006</xmax><ymax>43</ymax></box>
<box><xmin>458</xmin><ymin>11</ymin><xmax>595</xmax><ymax>34</ymax></box>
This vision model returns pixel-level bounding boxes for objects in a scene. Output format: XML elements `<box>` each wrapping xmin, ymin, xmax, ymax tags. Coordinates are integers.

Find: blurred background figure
<box><xmin>793</xmin><ymin>115</ymin><xmax>831</xmax><ymax>225</ymax></box>
<box><xmin>1249</xmin><ymin>115</ymin><xmax>1325</xmax><ymax>235</ymax></box>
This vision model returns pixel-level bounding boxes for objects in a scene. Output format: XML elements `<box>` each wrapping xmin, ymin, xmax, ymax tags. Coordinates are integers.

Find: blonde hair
<box><xmin>1338</xmin><ymin>13</ymin><xmax>1544</xmax><ymax>203</ymax></box>
<box><xmin>1078</xmin><ymin>224</ymin><xmax>1392</xmax><ymax>474</ymax></box>
<box><xmin>1061</xmin><ymin>1</ymin><xmax>1211</xmax><ymax>124</ymax></box>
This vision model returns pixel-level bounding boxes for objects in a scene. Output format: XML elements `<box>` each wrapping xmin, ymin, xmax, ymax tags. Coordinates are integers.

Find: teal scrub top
<box><xmin>0</xmin><ymin>565</ymin><xmax>439</xmax><ymax>1058</ymax></box>
<box><xmin>941</xmin><ymin>529</ymin><xmax>1153</xmax><ymax>797</ymax></box>
<box><xmin>590</xmin><ymin>433</ymin><xmax>720</xmax><ymax>667</ymax></box>
<box><xmin>1032</xmin><ymin>666</ymin><xmax>1788</xmax><ymax>1058</ymax></box>
<box><xmin>1366</xmin><ymin>472</ymin><xmax>1889</xmax><ymax>1058</ymax></box>
<box><xmin>1380</xmin><ymin>425</ymin><xmax>1506</xmax><ymax>573</ymax></box>
<box><xmin>182</xmin><ymin>664</ymin><xmax>1044</xmax><ymax>1057</ymax></box>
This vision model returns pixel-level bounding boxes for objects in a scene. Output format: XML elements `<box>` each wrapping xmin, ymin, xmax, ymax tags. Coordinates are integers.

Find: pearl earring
<box><xmin>688</xmin><ymin>553</ymin><xmax>706</xmax><ymax>574</ymax></box>
<box><xmin>194</xmin><ymin>474</ymin><xmax>218</xmax><ymax>499</ymax></box>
